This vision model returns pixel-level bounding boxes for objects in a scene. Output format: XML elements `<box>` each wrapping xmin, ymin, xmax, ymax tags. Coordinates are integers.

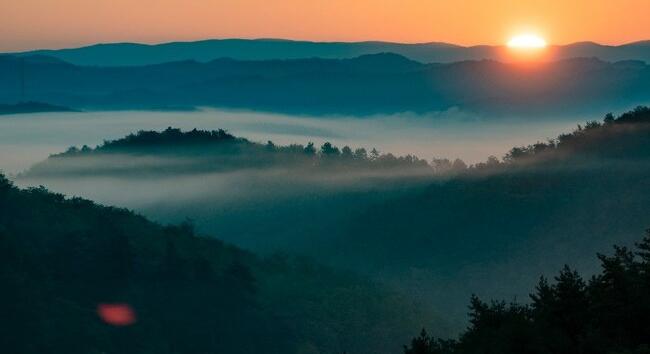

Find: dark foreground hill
<box><xmin>1</xmin><ymin>54</ymin><xmax>649</xmax><ymax>115</ymax></box>
<box><xmin>403</xmin><ymin>229</ymin><xmax>650</xmax><ymax>354</ymax></box>
<box><xmin>11</xmin><ymin>38</ymin><xmax>650</xmax><ymax>66</ymax></box>
<box><xmin>0</xmin><ymin>174</ymin><xmax>435</xmax><ymax>354</ymax></box>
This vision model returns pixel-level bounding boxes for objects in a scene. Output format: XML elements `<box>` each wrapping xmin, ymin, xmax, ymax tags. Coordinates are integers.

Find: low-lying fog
<box><xmin>0</xmin><ymin>108</ymin><xmax>579</xmax><ymax>175</ymax></box>
<box><xmin>3</xmin><ymin>107</ymin><xmax>641</xmax><ymax>332</ymax></box>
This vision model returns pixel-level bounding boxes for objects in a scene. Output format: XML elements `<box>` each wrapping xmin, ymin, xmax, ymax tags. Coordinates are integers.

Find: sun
<box><xmin>507</xmin><ymin>34</ymin><xmax>547</xmax><ymax>49</ymax></box>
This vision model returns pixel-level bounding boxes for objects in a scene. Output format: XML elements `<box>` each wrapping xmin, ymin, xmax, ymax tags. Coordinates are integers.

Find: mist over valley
<box><xmin>9</xmin><ymin>107</ymin><xmax>650</xmax><ymax>333</ymax></box>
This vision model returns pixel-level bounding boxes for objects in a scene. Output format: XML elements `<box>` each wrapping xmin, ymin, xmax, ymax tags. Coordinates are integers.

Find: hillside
<box><xmin>1</xmin><ymin>54</ymin><xmax>648</xmax><ymax>115</ymax></box>
<box><xmin>0</xmin><ymin>174</ymin><xmax>435</xmax><ymax>354</ymax></box>
<box><xmin>324</xmin><ymin>107</ymin><xmax>650</xmax><ymax>321</ymax></box>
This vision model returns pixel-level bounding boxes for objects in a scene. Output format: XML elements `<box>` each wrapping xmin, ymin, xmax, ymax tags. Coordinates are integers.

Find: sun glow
<box><xmin>507</xmin><ymin>34</ymin><xmax>547</xmax><ymax>49</ymax></box>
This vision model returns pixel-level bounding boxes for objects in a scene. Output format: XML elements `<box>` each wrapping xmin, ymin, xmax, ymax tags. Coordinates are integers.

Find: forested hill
<box><xmin>0</xmin><ymin>174</ymin><xmax>433</xmax><ymax>354</ymax></box>
<box><xmin>502</xmin><ymin>105</ymin><xmax>650</xmax><ymax>165</ymax></box>
<box><xmin>25</xmin><ymin>106</ymin><xmax>650</xmax><ymax>179</ymax></box>
<box><xmin>24</xmin><ymin>127</ymin><xmax>431</xmax><ymax>177</ymax></box>
<box><xmin>398</xmin><ymin>110</ymin><xmax>650</xmax><ymax>354</ymax></box>
<box><xmin>403</xmin><ymin>229</ymin><xmax>650</xmax><ymax>354</ymax></box>
<box><xmin>323</xmin><ymin>107</ymin><xmax>650</xmax><ymax>327</ymax></box>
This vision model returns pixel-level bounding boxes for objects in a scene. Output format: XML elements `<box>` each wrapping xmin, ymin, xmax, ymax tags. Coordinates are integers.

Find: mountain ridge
<box><xmin>8</xmin><ymin>38</ymin><xmax>650</xmax><ymax>66</ymax></box>
<box><xmin>2</xmin><ymin>53</ymin><xmax>649</xmax><ymax>116</ymax></box>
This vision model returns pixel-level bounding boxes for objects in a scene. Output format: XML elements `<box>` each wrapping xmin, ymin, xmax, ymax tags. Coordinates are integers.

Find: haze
<box><xmin>0</xmin><ymin>109</ymin><xmax>579</xmax><ymax>175</ymax></box>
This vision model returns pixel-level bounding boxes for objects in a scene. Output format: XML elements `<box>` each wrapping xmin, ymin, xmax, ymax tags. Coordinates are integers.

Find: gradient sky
<box><xmin>2</xmin><ymin>0</ymin><xmax>649</xmax><ymax>52</ymax></box>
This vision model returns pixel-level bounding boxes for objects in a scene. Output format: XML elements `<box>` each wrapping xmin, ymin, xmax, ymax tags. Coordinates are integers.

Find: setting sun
<box><xmin>507</xmin><ymin>34</ymin><xmax>547</xmax><ymax>49</ymax></box>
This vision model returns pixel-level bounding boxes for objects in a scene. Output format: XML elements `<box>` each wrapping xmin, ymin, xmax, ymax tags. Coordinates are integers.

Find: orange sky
<box><xmin>2</xmin><ymin>0</ymin><xmax>649</xmax><ymax>52</ymax></box>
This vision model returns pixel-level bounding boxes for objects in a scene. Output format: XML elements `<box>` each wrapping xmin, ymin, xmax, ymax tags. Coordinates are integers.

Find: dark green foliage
<box><xmin>503</xmin><ymin>106</ymin><xmax>650</xmax><ymax>163</ymax></box>
<box><xmin>0</xmin><ymin>177</ymin><xmax>283</xmax><ymax>354</ymax></box>
<box><xmin>0</xmin><ymin>175</ymin><xmax>427</xmax><ymax>354</ymax></box>
<box><xmin>404</xmin><ymin>229</ymin><xmax>650</xmax><ymax>354</ymax></box>
<box><xmin>404</xmin><ymin>329</ymin><xmax>456</xmax><ymax>354</ymax></box>
<box><xmin>320</xmin><ymin>142</ymin><xmax>340</xmax><ymax>156</ymax></box>
<box><xmin>26</xmin><ymin>127</ymin><xmax>432</xmax><ymax>177</ymax></box>
<box><xmin>99</xmin><ymin>126</ymin><xmax>238</xmax><ymax>150</ymax></box>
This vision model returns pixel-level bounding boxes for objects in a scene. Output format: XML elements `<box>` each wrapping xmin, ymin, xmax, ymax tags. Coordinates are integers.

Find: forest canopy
<box><xmin>25</xmin><ymin>127</ymin><xmax>433</xmax><ymax>177</ymax></box>
<box><xmin>0</xmin><ymin>173</ymin><xmax>430</xmax><ymax>354</ymax></box>
<box><xmin>404</xmin><ymin>228</ymin><xmax>650</xmax><ymax>354</ymax></box>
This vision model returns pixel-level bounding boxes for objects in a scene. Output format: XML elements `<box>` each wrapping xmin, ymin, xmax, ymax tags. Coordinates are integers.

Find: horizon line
<box><xmin>8</xmin><ymin>37</ymin><xmax>650</xmax><ymax>54</ymax></box>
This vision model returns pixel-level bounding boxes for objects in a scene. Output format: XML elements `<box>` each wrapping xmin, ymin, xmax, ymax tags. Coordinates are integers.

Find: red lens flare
<box><xmin>97</xmin><ymin>303</ymin><xmax>137</xmax><ymax>326</ymax></box>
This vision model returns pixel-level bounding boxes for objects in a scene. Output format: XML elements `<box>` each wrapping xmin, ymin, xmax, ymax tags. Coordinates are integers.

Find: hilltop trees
<box><xmin>27</xmin><ymin>127</ymin><xmax>437</xmax><ymax>177</ymax></box>
<box><xmin>60</xmin><ymin>111</ymin><xmax>650</xmax><ymax>177</ymax></box>
<box><xmin>404</xmin><ymin>229</ymin><xmax>650</xmax><ymax>354</ymax></box>
<box><xmin>503</xmin><ymin>106</ymin><xmax>650</xmax><ymax>164</ymax></box>
<box><xmin>404</xmin><ymin>329</ymin><xmax>455</xmax><ymax>354</ymax></box>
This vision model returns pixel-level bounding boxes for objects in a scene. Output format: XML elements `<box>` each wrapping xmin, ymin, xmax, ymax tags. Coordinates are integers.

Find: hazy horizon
<box><xmin>7</xmin><ymin>36</ymin><xmax>650</xmax><ymax>54</ymax></box>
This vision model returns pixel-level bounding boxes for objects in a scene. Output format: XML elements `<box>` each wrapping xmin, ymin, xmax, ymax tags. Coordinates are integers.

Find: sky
<box><xmin>2</xmin><ymin>0</ymin><xmax>649</xmax><ymax>52</ymax></box>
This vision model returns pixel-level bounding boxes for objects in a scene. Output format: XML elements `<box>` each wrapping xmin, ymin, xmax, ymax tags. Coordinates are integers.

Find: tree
<box><xmin>304</xmin><ymin>142</ymin><xmax>316</xmax><ymax>155</ymax></box>
<box><xmin>459</xmin><ymin>295</ymin><xmax>536</xmax><ymax>354</ymax></box>
<box><xmin>320</xmin><ymin>142</ymin><xmax>340</xmax><ymax>156</ymax></box>
<box><xmin>635</xmin><ymin>229</ymin><xmax>650</xmax><ymax>264</ymax></box>
<box><xmin>451</xmin><ymin>159</ymin><xmax>467</xmax><ymax>172</ymax></box>
<box><xmin>532</xmin><ymin>266</ymin><xmax>588</xmax><ymax>354</ymax></box>
<box><xmin>404</xmin><ymin>329</ymin><xmax>455</xmax><ymax>354</ymax></box>
<box><xmin>354</xmin><ymin>148</ymin><xmax>368</xmax><ymax>160</ymax></box>
<box><xmin>485</xmin><ymin>156</ymin><xmax>500</xmax><ymax>168</ymax></box>
<box><xmin>431</xmin><ymin>158</ymin><xmax>452</xmax><ymax>174</ymax></box>
<box><xmin>341</xmin><ymin>146</ymin><xmax>353</xmax><ymax>159</ymax></box>
<box><xmin>370</xmin><ymin>148</ymin><xmax>380</xmax><ymax>160</ymax></box>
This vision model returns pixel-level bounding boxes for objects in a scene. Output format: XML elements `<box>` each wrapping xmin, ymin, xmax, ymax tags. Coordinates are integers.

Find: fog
<box><xmin>5</xmin><ymin>107</ymin><xmax>650</xmax><ymax>334</ymax></box>
<box><xmin>2</xmin><ymin>107</ymin><xmax>582</xmax><ymax>257</ymax></box>
<box><xmin>0</xmin><ymin>108</ymin><xmax>579</xmax><ymax>175</ymax></box>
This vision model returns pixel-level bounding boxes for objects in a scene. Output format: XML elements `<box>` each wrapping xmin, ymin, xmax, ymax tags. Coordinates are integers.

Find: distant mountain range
<box><xmin>8</xmin><ymin>38</ymin><xmax>650</xmax><ymax>66</ymax></box>
<box><xmin>1</xmin><ymin>53</ymin><xmax>649</xmax><ymax>116</ymax></box>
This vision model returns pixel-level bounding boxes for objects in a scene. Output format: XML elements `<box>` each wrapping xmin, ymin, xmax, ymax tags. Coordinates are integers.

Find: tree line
<box><xmin>404</xmin><ymin>228</ymin><xmax>650</xmax><ymax>354</ymax></box>
<box><xmin>54</xmin><ymin>106</ymin><xmax>650</xmax><ymax>176</ymax></box>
